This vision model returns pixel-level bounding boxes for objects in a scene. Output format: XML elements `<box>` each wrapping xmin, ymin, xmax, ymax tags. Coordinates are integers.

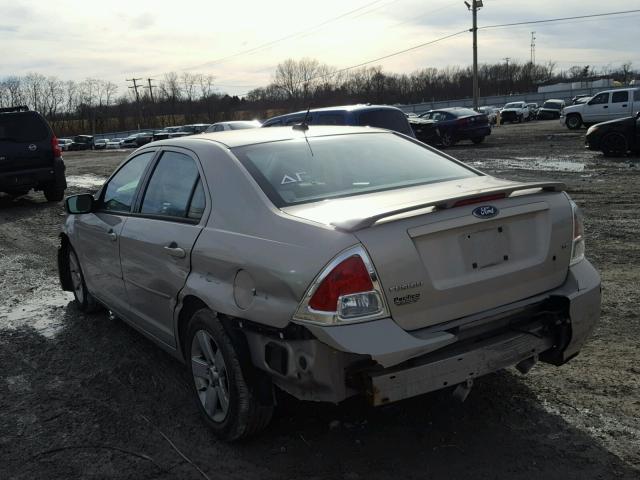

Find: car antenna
<box><xmin>292</xmin><ymin>105</ymin><xmax>311</xmax><ymax>132</ymax></box>
<box><xmin>293</xmin><ymin>105</ymin><xmax>314</xmax><ymax>156</ymax></box>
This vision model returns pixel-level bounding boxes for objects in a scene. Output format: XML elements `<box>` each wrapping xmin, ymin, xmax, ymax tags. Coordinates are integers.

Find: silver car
<box><xmin>58</xmin><ymin>126</ymin><xmax>600</xmax><ymax>440</ymax></box>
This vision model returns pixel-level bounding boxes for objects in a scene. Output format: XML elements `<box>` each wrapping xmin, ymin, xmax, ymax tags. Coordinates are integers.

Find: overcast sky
<box><xmin>1</xmin><ymin>0</ymin><xmax>638</xmax><ymax>96</ymax></box>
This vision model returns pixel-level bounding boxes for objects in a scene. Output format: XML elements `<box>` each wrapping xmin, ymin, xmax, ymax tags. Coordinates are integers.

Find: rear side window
<box><xmin>102</xmin><ymin>152</ymin><xmax>155</xmax><ymax>212</ymax></box>
<box><xmin>233</xmin><ymin>133</ymin><xmax>477</xmax><ymax>207</ymax></box>
<box><xmin>315</xmin><ymin>114</ymin><xmax>346</xmax><ymax>126</ymax></box>
<box><xmin>141</xmin><ymin>151</ymin><xmax>201</xmax><ymax>219</ymax></box>
<box><xmin>612</xmin><ymin>91</ymin><xmax>629</xmax><ymax>103</ymax></box>
<box><xmin>0</xmin><ymin>113</ymin><xmax>49</xmax><ymax>142</ymax></box>
<box><xmin>357</xmin><ymin>110</ymin><xmax>412</xmax><ymax>135</ymax></box>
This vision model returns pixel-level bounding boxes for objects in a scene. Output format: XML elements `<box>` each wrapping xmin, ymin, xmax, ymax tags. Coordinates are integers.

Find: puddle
<box><xmin>66</xmin><ymin>174</ymin><xmax>107</xmax><ymax>189</ymax></box>
<box><xmin>0</xmin><ymin>290</ymin><xmax>74</xmax><ymax>338</ymax></box>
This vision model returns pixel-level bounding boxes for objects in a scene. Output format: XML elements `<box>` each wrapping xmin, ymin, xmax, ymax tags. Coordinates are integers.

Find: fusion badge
<box><xmin>472</xmin><ymin>205</ymin><xmax>499</xmax><ymax>219</ymax></box>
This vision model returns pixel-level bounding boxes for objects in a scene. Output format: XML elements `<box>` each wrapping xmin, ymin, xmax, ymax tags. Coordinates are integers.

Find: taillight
<box><xmin>457</xmin><ymin>117</ymin><xmax>470</xmax><ymax>126</ymax></box>
<box><xmin>51</xmin><ymin>135</ymin><xmax>62</xmax><ymax>158</ymax></box>
<box><xmin>309</xmin><ymin>256</ymin><xmax>373</xmax><ymax>311</ymax></box>
<box><xmin>294</xmin><ymin>246</ymin><xmax>388</xmax><ymax>325</ymax></box>
<box><xmin>569</xmin><ymin>199</ymin><xmax>585</xmax><ymax>265</ymax></box>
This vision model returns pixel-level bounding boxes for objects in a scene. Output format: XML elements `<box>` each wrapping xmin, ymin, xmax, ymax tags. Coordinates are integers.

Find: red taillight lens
<box><xmin>51</xmin><ymin>135</ymin><xmax>62</xmax><ymax>158</ymax></box>
<box><xmin>457</xmin><ymin>117</ymin><xmax>470</xmax><ymax>126</ymax></box>
<box><xmin>308</xmin><ymin>255</ymin><xmax>373</xmax><ymax>312</ymax></box>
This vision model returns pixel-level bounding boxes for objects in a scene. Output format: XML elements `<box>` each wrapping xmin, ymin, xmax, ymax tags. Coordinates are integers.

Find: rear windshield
<box><xmin>504</xmin><ymin>102</ymin><xmax>524</xmax><ymax>109</ymax></box>
<box><xmin>542</xmin><ymin>101</ymin><xmax>562</xmax><ymax>110</ymax></box>
<box><xmin>0</xmin><ymin>113</ymin><xmax>49</xmax><ymax>142</ymax></box>
<box><xmin>447</xmin><ymin>108</ymin><xmax>478</xmax><ymax>117</ymax></box>
<box><xmin>356</xmin><ymin>109</ymin><xmax>412</xmax><ymax>135</ymax></box>
<box><xmin>233</xmin><ymin>133</ymin><xmax>478</xmax><ymax>207</ymax></box>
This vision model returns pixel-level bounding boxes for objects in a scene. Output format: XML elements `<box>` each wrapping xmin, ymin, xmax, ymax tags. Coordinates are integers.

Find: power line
<box><xmin>232</xmin><ymin>28</ymin><xmax>468</xmax><ymax>97</ymax></box>
<box><xmin>480</xmin><ymin>9</ymin><xmax>640</xmax><ymax>30</ymax></box>
<box><xmin>224</xmin><ymin>8</ymin><xmax>640</xmax><ymax>97</ymax></box>
<box><xmin>171</xmin><ymin>0</ymin><xmax>390</xmax><ymax>73</ymax></box>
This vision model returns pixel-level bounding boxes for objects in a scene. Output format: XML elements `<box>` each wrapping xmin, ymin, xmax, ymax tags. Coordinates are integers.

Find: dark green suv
<box><xmin>0</xmin><ymin>106</ymin><xmax>67</xmax><ymax>201</ymax></box>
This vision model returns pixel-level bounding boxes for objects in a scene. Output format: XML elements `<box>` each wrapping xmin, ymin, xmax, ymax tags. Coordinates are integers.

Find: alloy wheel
<box><xmin>191</xmin><ymin>330</ymin><xmax>230</xmax><ymax>422</ymax></box>
<box><xmin>68</xmin><ymin>250</ymin><xmax>85</xmax><ymax>302</ymax></box>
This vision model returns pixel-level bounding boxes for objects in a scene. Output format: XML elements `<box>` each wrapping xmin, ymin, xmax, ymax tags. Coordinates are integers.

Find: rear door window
<box><xmin>102</xmin><ymin>151</ymin><xmax>155</xmax><ymax>213</ymax></box>
<box><xmin>0</xmin><ymin>113</ymin><xmax>49</xmax><ymax>142</ymax></box>
<box><xmin>357</xmin><ymin>110</ymin><xmax>412</xmax><ymax>135</ymax></box>
<box><xmin>612</xmin><ymin>91</ymin><xmax>629</xmax><ymax>103</ymax></box>
<box><xmin>140</xmin><ymin>151</ymin><xmax>202</xmax><ymax>219</ymax></box>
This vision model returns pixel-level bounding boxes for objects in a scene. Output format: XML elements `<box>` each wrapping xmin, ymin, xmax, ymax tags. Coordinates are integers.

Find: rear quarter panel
<box><xmin>180</xmin><ymin>141</ymin><xmax>358</xmax><ymax>329</ymax></box>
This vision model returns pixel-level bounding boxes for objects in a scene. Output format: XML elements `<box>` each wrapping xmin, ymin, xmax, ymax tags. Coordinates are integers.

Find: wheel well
<box><xmin>177</xmin><ymin>296</ymin><xmax>275</xmax><ymax>406</ymax></box>
<box><xmin>177</xmin><ymin>295</ymin><xmax>209</xmax><ymax>360</ymax></box>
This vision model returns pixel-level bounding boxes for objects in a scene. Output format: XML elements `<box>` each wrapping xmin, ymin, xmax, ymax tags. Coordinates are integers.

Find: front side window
<box><xmin>612</xmin><ymin>91</ymin><xmax>629</xmax><ymax>103</ymax></box>
<box><xmin>589</xmin><ymin>93</ymin><xmax>610</xmax><ymax>105</ymax></box>
<box><xmin>102</xmin><ymin>151</ymin><xmax>155</xmax><ymax>212</ymax></box>
<box><xmin>233</xmin><ymin>133</ymin><xmax>478</xmax><ymax>207</ymax></box>
<box><xmin>141</xmin><ymin>151</ymin><xmax>201</xmax><ymax>219</ymax></box>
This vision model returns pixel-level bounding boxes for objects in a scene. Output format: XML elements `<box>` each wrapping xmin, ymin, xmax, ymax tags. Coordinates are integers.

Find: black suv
<box><xmin>0</xmin><ymin>106</ymin><xmax>67</xmax><ymax>201</ymax></box>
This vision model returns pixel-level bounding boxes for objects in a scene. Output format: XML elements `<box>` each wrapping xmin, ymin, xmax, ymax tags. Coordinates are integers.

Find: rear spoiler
<box><xmin>332</xmin><ymin>181</ymin><xmax>566</xmax><ymax>232</ymax></box>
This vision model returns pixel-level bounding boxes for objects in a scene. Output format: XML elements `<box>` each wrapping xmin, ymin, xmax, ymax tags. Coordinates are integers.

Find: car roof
<box><xmin>265</xmin><ymin>104</ymin><xmax>401</xmax><ymax>121</ymax></box>
<box><xmin>152</xmin><ymin>125</ymin><xmax>390</xmax><ymax>149</ymax></box>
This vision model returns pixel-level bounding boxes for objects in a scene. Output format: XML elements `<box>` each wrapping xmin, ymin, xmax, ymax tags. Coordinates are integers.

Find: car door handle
<box><xmin>107</xmin><ymin>229</ymin><xmax>117</xmax><ymax>241</ymax></box>
<box><xmin>623</xmin><ymin>104</ymin><xmax>628</xmax><ymax>107</ymax></box>
<box><xmin>164</xmin><ymin>243</ymin><xmax>186</xmax><ymax>258</ymax></box>
<box><xmin>603</xmin><ymin>105</ymin><xmax>608</xmax><ymax>109</ymax></box>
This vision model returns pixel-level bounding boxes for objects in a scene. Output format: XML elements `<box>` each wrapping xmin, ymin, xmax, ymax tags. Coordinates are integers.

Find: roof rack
<box><xmin>0</xmin><ymin>105</ymin><xmax>29</xmax><ymax>113</ymax></box>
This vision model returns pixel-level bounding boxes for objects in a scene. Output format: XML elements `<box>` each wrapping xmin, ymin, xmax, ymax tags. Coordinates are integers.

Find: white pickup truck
<box><xmin>562</xmin><ymin>88</ymin><xmax>639</xmax><ymax>129</ymax></box>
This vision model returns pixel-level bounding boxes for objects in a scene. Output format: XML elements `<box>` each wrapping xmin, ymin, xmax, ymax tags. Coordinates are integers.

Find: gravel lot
<box><xmin>1</xmin><ymin>121</ymin><xmax>639</xmax><ymax>479</ymax></box>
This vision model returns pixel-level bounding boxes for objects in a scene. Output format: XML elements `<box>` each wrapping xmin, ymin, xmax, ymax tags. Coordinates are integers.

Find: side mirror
<box><xmin>635</xmin><ymin>111</ymin><xmax>640</xmax><ymax>119</ymax></box>
<box><xmin>65</xmin><ymin>194</ymin><xmax>95</xmax><ymax>214</ymax></box>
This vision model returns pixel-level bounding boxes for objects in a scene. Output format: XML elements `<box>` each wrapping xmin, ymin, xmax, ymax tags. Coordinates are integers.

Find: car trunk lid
<box><xmin>283</xmin><ymin>176</ymin><xmax>573</xmax><ymax>331</ymax></box>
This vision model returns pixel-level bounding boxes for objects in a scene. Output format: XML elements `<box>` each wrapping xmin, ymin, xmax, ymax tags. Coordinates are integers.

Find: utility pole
<box><xmin>530</xmin><ymin>32</ymin><xmax>536</xmax><ymax>65</ymax></box>
<box><xmin>504</xmin><ymin>57</ymin><xmax>511</xmax><ymax>94</ymax></box>
<box><xmin>465</xmin><ymin>1</ymin><xmax>483</xmax><ymax>110</ymax></box>
<box><xmin>144</xmin><ymin>78</ymin><xmax>156</xmax><ymax>103</ymax></box>
<box><xmin>126</xmin><ymin>77</ymin><xmax>143</xmax><ymax>130</ymax></box>
<box><xmin>126</xmin><ymin>78</ymin><xmax>142</xmax><ymax>102</ymax></box>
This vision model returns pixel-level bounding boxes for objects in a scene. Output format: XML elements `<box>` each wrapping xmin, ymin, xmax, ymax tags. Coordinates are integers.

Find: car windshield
<box><xmin>232</xmin><ymin>133</ymin><xmax>478</xmax><ymax>207</ymax></box>
<box><xmin>542</xmin><ymin>102</ymin><xmax>562</xmax><ymax>110</ymax></box>
<box><xmin>504</xmin><ymin>103</ymin><xmax>523</xmax><ymax>109</ymax></box>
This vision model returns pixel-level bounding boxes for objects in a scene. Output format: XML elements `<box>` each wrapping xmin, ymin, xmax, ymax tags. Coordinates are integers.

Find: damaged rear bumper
<box><xmin>245</xmin><ymin>260</ymin><xmax>600</xmax><ymax>404</ymax></box>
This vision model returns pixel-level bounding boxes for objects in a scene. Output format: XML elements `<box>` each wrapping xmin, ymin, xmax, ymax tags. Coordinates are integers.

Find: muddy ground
<box><xmin>1</xmin><ymin>121</ymin><xmax>638</xmax><ymax>479</ymax></box>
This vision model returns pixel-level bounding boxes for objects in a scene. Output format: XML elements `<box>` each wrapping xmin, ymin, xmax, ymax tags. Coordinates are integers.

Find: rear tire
<box><xmin>186</xmin><ymin>309</ymin><xmax>273</xmax><ymax>441</ymax></box>
<box><xmin>44</xmin><ymin>176</ymin><xmax>65</xmax><ymax>202</ymax></box>
<box><xmin>601</xmin><ymin>132</ymin><xmax>628</xmax><ymax>157</ymax></box>
<box><xmin>566</xmin><ymin>114</ymin><xmax>582</xmax><ymax>130</ymax></box>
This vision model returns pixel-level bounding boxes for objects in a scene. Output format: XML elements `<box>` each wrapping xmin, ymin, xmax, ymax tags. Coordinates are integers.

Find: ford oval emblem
<box><xmin>472</xmin><ymin>205</ymin><xmax>499</xmax><ymax>219</ymax></box>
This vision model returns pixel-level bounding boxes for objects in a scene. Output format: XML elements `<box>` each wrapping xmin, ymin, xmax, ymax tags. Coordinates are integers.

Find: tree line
<box><xmin>0</xmin><ymin>59</ymin><xmax>636</xmax><ymax>136</ymax></box>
